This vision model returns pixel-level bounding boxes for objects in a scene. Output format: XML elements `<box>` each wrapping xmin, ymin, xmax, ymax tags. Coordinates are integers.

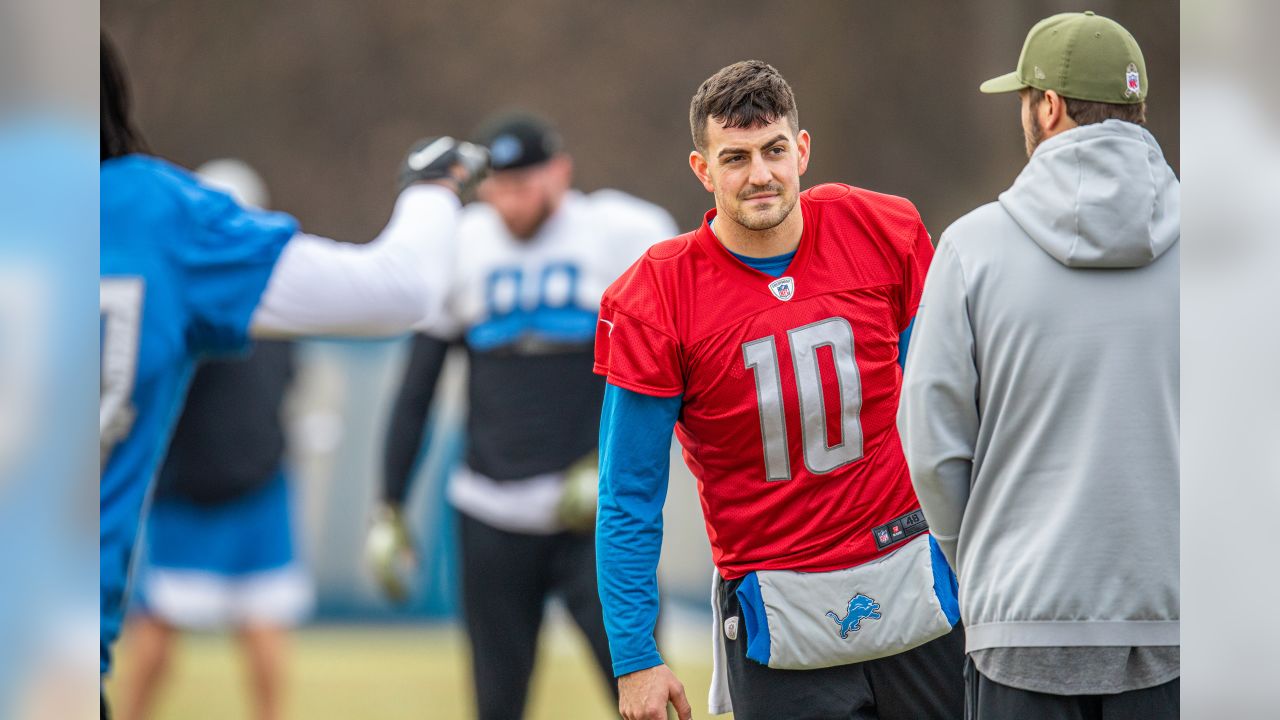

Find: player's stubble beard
<box><xmin>508</xmin><ymin>191</ymin><xmax>557</xmax><ymax>241</ymax></box>
<box><xmin>728</xmin><ymin>182</ymin><xmax>796</xmax><ymax>231</ymax></box>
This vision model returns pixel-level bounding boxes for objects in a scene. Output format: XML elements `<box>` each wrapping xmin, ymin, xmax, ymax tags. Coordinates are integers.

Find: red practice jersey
<box><xmin>594</xmin><ymin>183</ymin><xmax>934</xmax><ymax>579</ymax></box>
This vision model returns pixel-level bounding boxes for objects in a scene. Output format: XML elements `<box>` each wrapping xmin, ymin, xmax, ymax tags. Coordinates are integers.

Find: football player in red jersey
<box><xmin>593</xmin><ymin>61</ymin><xmax>965</xmax><ymax>720</ymax></box>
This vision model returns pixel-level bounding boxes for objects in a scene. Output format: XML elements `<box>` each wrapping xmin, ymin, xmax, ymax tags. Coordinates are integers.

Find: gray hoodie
<box><xmin>898</xmin><ymin>119</ymin><xmax>1179</xmax><ymax>653</ymax></box>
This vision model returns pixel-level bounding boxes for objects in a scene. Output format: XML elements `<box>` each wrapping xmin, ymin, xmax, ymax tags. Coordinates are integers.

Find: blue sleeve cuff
<box><xmin>612</xmin><ymin>650</ymin><xmax>666</xmax><ymax>678</ymax></box>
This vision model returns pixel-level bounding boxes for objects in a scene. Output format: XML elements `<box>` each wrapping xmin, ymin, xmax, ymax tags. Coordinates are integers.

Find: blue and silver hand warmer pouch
<box><xmin>735</xmin><ymin>534</ymin><xmax>959</xmax><ymax>669</ymax></box>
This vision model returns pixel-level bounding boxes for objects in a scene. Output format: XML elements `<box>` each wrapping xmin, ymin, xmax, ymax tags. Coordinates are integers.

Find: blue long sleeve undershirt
<box><xmin>596</xmin><ymin>384</ymin><xmax>681</xmax><ymax>676</ymax></box>
<box><xmin>595</xmin><ymin>244</ymin><xmax>915</xmax><ymax>676</ymax></box>
<box><xmin>727</xmin><ymin>247</ymin><xmax>795</xmax><ymax>278</ymax></box>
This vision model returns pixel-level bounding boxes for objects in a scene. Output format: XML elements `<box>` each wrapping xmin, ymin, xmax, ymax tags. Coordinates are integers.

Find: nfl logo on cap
<box><xmin>1124</xmin><ymin>62</ymin><xmax>1140</xmax><ymax>97</ymax></box>
<box><xmin>768</xmin><ymin>276</ymin><xmax>795</xmax><ymax>302</ymax></box>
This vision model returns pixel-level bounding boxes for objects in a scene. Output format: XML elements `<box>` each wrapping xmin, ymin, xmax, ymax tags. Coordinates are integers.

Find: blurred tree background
<box><xmin>103</xmin><ymin>0</ymin><xmax>1176</xmax><ymax>242</ymax></box>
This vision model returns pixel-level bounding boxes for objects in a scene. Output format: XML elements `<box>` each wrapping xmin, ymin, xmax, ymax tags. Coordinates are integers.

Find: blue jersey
<box><xmin>99</xmin><ymin>155</ymin><xmax>296</xmax><ymax>672</ymax></box>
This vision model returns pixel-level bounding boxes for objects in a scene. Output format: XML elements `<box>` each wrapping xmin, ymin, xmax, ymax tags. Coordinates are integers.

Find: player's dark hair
<box><xmin>690</xmin><ymin>60</ymin><xmax>799</xmax><ymax>153</ymax></box>
<box><xmin>101</xmin><ymin>32</ymin><xmax>149</xmax><ymax>161</ymax></box>
<box><xmin>1026</xmin><ymin>87</ymin><xmax>1147</xmax><ymax>127</ymax></box>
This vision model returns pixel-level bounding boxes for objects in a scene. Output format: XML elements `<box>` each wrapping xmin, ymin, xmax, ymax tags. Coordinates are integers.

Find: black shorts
<box><xmin>719</xmin><ymin>575</ymin><xmax>966</xmax><ymax>720</ymax></box>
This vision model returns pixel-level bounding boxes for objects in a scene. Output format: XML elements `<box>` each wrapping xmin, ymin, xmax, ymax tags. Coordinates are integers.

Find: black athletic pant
<box><xmin>457</xmin><ymin>511</ymin><xmax>616</xmax><ymax>720</ymax></box>
<box><xmin>965</xmin><ymin>658</ymin><xmax>1179</xmax><ymax>720</ymax></box>
<box><xmin>720</xmin><ymin>576</ymin><xmax>966</xmax><ymax>719</ymax></box>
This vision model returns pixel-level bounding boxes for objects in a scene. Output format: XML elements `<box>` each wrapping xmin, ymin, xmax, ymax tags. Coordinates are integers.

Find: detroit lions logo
<box><xmin>826</xmin><ymin>594</ymin><xmax>882</xmax><ymax>639</ymax></box>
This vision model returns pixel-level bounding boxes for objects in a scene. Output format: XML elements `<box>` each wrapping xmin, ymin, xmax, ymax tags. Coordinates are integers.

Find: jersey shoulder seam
<box><xmin>605</xmin><ymin>305</ymin><xmax>680</xmax><ymax>342</ymax></box>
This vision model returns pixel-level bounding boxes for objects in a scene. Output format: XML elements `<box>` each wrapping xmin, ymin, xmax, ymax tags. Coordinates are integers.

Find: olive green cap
<box><xmin>980</xmin><ymin>11</ymin><xmax>1147</xmax><ymax>103</ymax></box>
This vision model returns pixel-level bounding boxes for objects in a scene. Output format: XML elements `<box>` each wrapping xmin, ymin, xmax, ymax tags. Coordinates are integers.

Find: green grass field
<box><xmin>107</xmin><ymin>618</ymin><xmax>723</xmax><ymax>719</ymax></box>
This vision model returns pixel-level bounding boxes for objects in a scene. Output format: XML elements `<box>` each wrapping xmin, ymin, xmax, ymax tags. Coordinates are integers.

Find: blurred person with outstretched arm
<box><xmin>99</xmin><ymin>33</ymin><xmax>486</xmax><ymax>718</ymax></box>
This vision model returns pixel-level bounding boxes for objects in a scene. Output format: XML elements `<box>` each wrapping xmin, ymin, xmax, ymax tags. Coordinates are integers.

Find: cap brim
<box><xmin>979</xmin><ymin>71</ymin><xmax>1028</xmax><ymax>94</ymax></box>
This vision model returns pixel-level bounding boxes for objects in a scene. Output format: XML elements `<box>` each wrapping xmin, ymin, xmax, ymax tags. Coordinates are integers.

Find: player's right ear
<box><xmin>796</xmin><ymin>129</ymin><xmax>812</xmax><ymax>177</ymax></box>
<box><xmin>689</xmin><ymin>151</ymin><xmax>715</xmax><ymax>193</ymax></box>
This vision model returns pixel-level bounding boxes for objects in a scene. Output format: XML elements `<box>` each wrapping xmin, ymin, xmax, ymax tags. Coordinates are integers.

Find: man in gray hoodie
<box><xmin>897</xmin><ymin>12</ymin><xmax>1179</xmax><ymax>719</ymax></box>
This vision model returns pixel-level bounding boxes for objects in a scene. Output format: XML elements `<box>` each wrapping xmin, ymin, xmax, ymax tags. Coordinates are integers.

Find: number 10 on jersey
<box><xmin>742</xmin><ymin>317</ymin><xmax>863</xmax><ymax>481</ymax></box>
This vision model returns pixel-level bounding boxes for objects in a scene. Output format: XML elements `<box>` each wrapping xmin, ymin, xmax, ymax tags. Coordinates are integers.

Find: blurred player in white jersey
<box><xmin>366</xmin><ymin>112</ymin><xmax>677</xmax><ymax>719</ymax></box>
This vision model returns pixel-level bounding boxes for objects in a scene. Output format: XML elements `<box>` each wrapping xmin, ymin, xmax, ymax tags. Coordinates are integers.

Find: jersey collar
<box><xmin>695</xmin><ymin>196</ymin><xmax>815</xmax><ymax>300</ymax></box>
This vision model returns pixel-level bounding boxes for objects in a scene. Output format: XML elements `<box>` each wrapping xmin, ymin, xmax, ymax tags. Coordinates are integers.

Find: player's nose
<box><xmin>747</xmin><ymin>152</ymin><xmax>772</xmax><ymax>186</ymax></box>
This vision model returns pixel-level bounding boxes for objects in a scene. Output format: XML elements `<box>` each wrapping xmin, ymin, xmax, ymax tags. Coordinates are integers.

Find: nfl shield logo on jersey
<box><xmin>1124</xmin><ymin>63</ymin><xmax>1141</xmax><ymax>97</ymax></box>
<box><xmin>768</xmin><ymin>276</ymin><xmax>795</xmax><ymax>302</ymax></box>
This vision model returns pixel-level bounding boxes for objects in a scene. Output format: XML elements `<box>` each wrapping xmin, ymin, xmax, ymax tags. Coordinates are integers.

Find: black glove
<box><xmin>397</xmin><ymin>136</ymin><xmax>490</xmax><ymax>200</ymax></box>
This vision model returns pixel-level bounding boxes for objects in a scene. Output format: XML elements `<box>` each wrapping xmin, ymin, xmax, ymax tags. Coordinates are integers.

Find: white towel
<box><xmin>708</xmin><ymin>569</ymin><xmax>734</xmax><ymax>715</ymax></box>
